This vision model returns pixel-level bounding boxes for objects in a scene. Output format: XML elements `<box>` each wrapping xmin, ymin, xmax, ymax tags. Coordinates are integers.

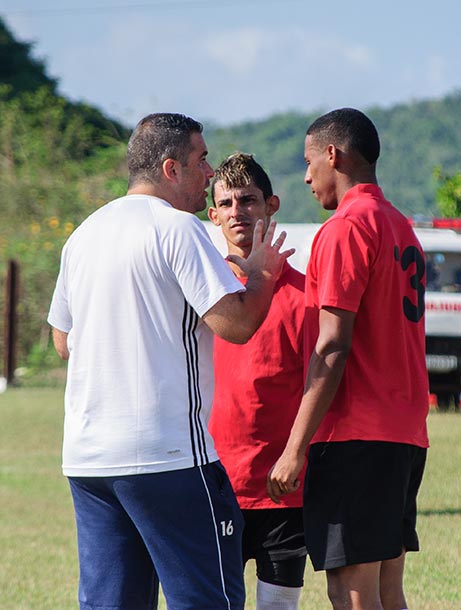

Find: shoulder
<box><xmin>274</xmin><ymin>263</ymin><xmax>305</xmax><ymax>310</ymax></box>
<box><xmin>279</xmin><ymin>263</ymin><xmax>305</xmax><ymax>290</ymax></box>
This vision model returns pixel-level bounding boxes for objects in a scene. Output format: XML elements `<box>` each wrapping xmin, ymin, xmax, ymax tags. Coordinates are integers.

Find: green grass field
<box><xmin>1</xmin><ymin>388</ymin><xmax>460</xmax><ymax>609</ymax></box>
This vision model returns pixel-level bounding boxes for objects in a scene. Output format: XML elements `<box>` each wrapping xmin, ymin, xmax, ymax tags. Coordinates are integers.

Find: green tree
<box><xmin>0</xmin><ymin>17</ymin><xmax>57</xmax><ymax>96</ymax></box>
<box><xmin>0</xmin><ymin>86</ymin><xmax>128</xmax><ymax>370</ymax></box>
<box><xmin>434</xmin><ymin>167</ymin><xmax>461</xmax><ymax>217</ymax></box>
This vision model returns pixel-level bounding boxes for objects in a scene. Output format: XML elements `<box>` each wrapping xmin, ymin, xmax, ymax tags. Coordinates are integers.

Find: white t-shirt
<box><xmin>48</xmin><ymin>195</ymin><xmax>244</xmax><ymax>476</ymax></box>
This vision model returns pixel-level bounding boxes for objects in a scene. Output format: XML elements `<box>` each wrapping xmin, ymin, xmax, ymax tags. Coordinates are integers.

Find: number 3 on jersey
<box><xmin>394</xmin><ymin>245</ymin><xmax>425</xmax><ymax>323</ymax></box>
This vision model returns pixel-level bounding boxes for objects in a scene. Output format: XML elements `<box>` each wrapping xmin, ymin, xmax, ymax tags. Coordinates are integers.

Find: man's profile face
<box><xmin>304</xmin><ymin>135</ymin><xmax>338</xmax><ymax>210</ymax></box>
<box><xmin>208</xmin><ymin>180</ymin><xmax>278</xmax><ymax>254</ymax></box>
<box><xmin>179</xmin><ymin>132</ymin><xmax>214</xmax><ymax>213</ymax></box>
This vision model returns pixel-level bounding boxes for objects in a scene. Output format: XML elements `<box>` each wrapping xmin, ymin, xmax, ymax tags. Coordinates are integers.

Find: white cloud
<box><xmin>205</xmin><ymin>28</ymin><xmax>270</xmax><ymax>76</ymax></box>
<box><xmin>426</xmin><ymin>55</ymin><xmax>449</xmax><ymax>89</ymax></box>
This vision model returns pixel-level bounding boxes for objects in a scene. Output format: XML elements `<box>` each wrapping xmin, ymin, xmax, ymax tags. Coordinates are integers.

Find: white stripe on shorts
<box><xmin>198</xmin><ymin>465</ymin><xmax>232</xmax><ymax>610</ymax></box>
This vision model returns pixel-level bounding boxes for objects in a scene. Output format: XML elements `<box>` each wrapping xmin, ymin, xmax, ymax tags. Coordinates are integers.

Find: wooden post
<box><xmin>4</xmin><ymin>259</ymin><xmax>19</xmax><ymax>385</ymax></box>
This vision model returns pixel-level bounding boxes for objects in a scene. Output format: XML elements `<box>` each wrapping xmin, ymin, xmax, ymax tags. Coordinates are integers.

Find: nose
<box><xmin>230</xmin><ymin>199</ymin><xmax>243</xmax><ymax>217</ymax></box>
<box><xmin>206</xmin><ymin>162</ymin><xmax>214</xmax><ymax>179</ymax></box>
<box><xmin>304</xmin><ymin>167</ymin><xmax>311</xmax><ymax>184</ymax></box>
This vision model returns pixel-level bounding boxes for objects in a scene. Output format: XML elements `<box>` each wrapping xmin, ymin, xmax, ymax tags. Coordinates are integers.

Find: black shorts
<box><xmin>242</xmin><ymin>508</ymin><xmax>307</xmax><ymax>587</ymax></box>
<box><xmin>304</xmin><ymin>441</ymin><xmax>427</xmax><ymax>572</ymax></box>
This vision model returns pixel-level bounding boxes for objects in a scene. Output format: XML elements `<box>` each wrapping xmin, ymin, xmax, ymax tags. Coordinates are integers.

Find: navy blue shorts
<box><xmin>69</xmin><ymin>461</ymin><xmax>245</xmax><ymax>610</ymax></box>
<box><xmin>304</xmin><ymin>441</ymin><xmax>427</xmax><ymax>571</ymax></box>
<box><xmin>242</xmin><ymin>508</ymin><xmax>307</xmax><ymax>587</ymax></box>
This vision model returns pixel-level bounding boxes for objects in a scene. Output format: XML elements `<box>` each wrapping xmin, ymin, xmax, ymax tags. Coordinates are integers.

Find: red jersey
<box><xmin>306</xmin><ymin>184</ymin><xmax>429</xmax><ymax>447</ymax></box>
<box><xmin>209</xmin><ymin>263</ymin><xmax>306</xmax><ymax>509</ymax></box>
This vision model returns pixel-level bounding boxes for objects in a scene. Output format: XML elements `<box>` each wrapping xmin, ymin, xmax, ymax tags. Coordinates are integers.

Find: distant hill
<box><xmin>0</xmin><ymin>16</ymin><xmax>130</xmax><ymax>151</ymax></box>
<box><xmin>205</xmin><ymin>93</ymin><xmax>461</xmax><ymax>222</ymax></box>
<box><xmin>2</xmin><ymin>14</ymin><xmax>460</xmax><ymax>223</ymax></box>
<box><xmin>0</xmin><ymin>17</ymin><xmax>57</xmax><ymax>95</ymax></box>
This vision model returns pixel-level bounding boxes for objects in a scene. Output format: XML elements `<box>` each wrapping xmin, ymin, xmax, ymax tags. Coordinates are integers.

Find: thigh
<box><xmin>117</xmin><ymin>462</ymin><xmax>245</xmax><ymax>610</ymax></box>
<box><xmin>68</xmin><ymin>477</ymin><xmax>157</xmax><ymax>610</ymax></box>
<box><xmin>243</xmin><ymin>508</ymin><xmax>307</xmax><ymax>587</ymax></box>
<box><xmin>304</xmin><ymin>441</ymin><xmax>421</xmax><ymax>571</ymax></box>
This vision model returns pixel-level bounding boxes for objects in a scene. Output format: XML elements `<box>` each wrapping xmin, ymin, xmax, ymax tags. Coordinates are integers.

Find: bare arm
<box><xmin>267</xmin><ymin>306</ymin><xmax>355</xmax><ymax>502</ymax></box>
<box><xmin>51</xmin><ymin>327</ymin><xmax>69</xmax><ymax>361</ymax></box>
<box><xmin>202</xmin><ymin>220</ymin><xmax>294</xmax><ymax>343</ymax></box>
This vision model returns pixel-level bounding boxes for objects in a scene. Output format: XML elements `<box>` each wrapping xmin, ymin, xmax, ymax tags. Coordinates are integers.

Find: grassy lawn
<box><xmin>1</xmin><ymin>387</ymin><xmax>460</xmax><ymax>609</ymax></box>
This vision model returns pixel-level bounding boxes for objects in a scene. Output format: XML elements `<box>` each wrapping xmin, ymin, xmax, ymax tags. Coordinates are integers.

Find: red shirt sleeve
<box><xmin>314</xmin><ymin>218</ymin><xmax>374</xmax><ymax>313</ymax></box>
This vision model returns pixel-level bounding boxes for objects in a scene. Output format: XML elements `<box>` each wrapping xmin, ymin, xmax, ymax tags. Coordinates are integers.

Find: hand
<box><xmin>267</xmin><ymin>451</ymin><xmax>305</xmax><ymax>504</ymax></box>
<box><xmin>227</xmin><ymin>220</ymin><xmax>295</xmax><ymax>281</ymax></box>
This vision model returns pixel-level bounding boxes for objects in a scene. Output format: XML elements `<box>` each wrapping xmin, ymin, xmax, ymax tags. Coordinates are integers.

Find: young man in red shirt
<box><xmin>268</xmin><ymin>109</ymin><xmax>429</xmax><ymax>610</ymax></box>
<box><xmin>208</xmin><ymin>153</ymin><xmax>307</xmax><ymax>610</ymax></box>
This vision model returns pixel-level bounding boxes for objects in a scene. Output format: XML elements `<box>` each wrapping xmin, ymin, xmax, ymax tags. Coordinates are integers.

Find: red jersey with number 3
<box><xmin>306</xmin><ymin>184</ymin><xmax>429</xmax><ymax>447</ymax></box>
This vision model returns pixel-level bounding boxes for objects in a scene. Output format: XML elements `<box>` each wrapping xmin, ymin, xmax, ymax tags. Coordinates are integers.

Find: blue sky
<box><xmin>2</xmin><ymin>0</ymin><xmax>461</xmax><ymax>128</ymax></box>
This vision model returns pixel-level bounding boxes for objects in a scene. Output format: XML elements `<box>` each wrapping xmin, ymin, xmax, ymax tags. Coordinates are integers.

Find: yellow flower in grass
<box><xmin>48</xmin><ymin>217</ymin><xmax>59</xmax><ymax>229</ymax></box>
<box><xmin>30</xmin><ymin>222</ymin><xmax>41</xmax><ymax>235</ymax></box>
<box><xmin>43</xmin><ymin>241</ymin><xmax>53</xmax><ymax>251</ymax></box>
<box><xmin>64</xmin><ymin>222</ymin><xmax>74</xmax><ymax>236</ymax></box>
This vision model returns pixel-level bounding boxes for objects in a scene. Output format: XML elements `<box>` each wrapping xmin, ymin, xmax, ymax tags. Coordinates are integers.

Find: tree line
<box><xmin>0</xmin><ymin>15</ymin><xmax>460</xmax><ymax>376</ymax></box>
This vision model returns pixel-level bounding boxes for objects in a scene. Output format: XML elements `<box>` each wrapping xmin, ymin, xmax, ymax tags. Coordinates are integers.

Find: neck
<box><xmin>336</xmin><ymin>172</ymin><xmax>378</xmax><ymax>204</ymax></box>
<box><xmin>226</xmin><ymin>243</ymin><xmax>251</xmax><ymax>278</ymax></box>
<box><xmin>127</xmin><ymin>181</ymin><xmax>176</xmax><ymax>204</ymax></box>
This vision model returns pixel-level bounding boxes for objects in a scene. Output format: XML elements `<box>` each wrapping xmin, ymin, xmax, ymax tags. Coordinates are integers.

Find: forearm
<box><xmin>282</xmin><ymin>345</ymin><xmax>349</xmax><ymax>459</ymax></box>
<box><xmin>203</xmin><ymin>220</ymin><xmax>291</xmax><ymax>343</ymax></box>
<box><xmin>267</xmin><ymin>307</ymin><xmax>354</xmax><ymax>502</ymax></box>
<box><xmin>202</xmin><ymin>271</ymin><xmax>276</xmax><ymax>343</ymax></box>
<box><xmin>52</xmin><ymin>327</ymin><xmax>70</xmax><ymax>360</ymax></box>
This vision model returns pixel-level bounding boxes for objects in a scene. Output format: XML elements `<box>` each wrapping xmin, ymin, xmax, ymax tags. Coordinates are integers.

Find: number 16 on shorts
<box><xmin>221</xmin><ymin>520</ymin><xmax>234</xmax><ymax>536</ymax></box>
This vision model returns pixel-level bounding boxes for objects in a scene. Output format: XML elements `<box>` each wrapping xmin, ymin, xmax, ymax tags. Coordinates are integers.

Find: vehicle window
<box><xmin>425</xmin><ymin>252</ymin><xmax>461</xmax><ymax>293</ymax></box>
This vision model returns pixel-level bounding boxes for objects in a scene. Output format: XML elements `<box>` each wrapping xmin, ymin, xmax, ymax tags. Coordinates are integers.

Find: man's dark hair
<box><xmin>306</xmin><ymin>108</ymin><xmax>380</xmax><ymax>165</ymax></box>
<box><xmin>211</xmin><ymin>152</ymin><xmax>273</xmax><ymax>204</ymax></box>
<box><xmin>126</xmin><ymin>113</ymin><xmax>203</xmax><ymax>186</ymax></box>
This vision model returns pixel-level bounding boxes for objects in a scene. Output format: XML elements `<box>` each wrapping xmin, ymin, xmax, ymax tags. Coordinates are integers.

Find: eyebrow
<box><xmin>216</xmin><ymin>192</ymin><xmax>257</xmax><ymax>205</ymax></box>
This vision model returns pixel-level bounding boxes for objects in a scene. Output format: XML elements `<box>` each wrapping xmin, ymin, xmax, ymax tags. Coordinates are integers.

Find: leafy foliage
<box><xmin>0</xmin><ymin>84</ymin><xmax>127</xmax><ymax>368</ymax></box>
<box><xmin>0</xmin><ymin>18</ymin><xmax>57</xmax><ymax>95</ymax></box>
<box><xmin>206</xmin><ymin>93</ymin><xmax>461</xmax><ymax>222</ymax></box>
<box><xmin>434</xmin><ymin>167</ymin><xmax>461</xmax><ymax>217</ymax></box>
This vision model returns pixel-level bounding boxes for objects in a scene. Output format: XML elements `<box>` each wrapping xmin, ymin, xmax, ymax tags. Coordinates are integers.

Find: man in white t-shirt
<box><xmin>48</xmin><ymin>113</ymin><xmax>292</xmax><ymax>610</ymax></box>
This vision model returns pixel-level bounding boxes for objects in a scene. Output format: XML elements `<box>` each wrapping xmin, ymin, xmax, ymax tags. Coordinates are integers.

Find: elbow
<box><xmin>219</xmin><ymin>324</ymin><xmax>255</xmax><ymax>344</ymax></box>
<box><xmin>316</xmin><ymin>338</ymin><xmax>352</xmax><ymax>363</ymax></box>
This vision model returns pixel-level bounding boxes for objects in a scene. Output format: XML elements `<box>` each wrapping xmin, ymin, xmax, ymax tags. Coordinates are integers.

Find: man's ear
<box><xmin>265</xmin><ymin>195</ymin><xmax>280</xmax><ymax>217</ymax></box>
<box><xmin>208</xmin><ymin>205</ymin><xmax>221</xmax><ymax>226</ymax></box>
<box><xmin>162</xmin><ymin>158</ymin><xmax>180</xmax><ymax>182</ymax></box>
<box><xmin>327</xmin><ymin>144</ymin><xmax>340</xmax><ymax>168</ymax></box>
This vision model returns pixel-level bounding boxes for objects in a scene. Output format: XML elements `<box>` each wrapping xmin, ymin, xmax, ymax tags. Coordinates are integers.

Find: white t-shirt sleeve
<box><xmin>47</xmin><ymin>243</ymin><xmax>73</xmax><ymax>332</ymax></box>
<box><xmin>162</xmin><ymin>214</ymin><xmax>244</xmax><ymax>317</ymax></box>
